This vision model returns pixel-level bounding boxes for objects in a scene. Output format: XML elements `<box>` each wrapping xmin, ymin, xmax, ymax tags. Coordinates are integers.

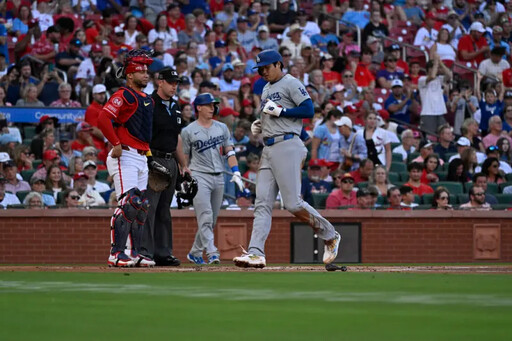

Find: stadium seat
<box><xmin>373</xmin><ymin>88</ymin><xmax>389</xmax><ymax>105</ymax></box>
<box><xmin>499</xmin><ymin>182</ymin><xmax>512</xmax><ymax>193</ymax></box>
<box><xmin>431</xmin><ymin>182</ymin><xmax>463</xmax><ymax>194</ymax></box>
<box><xmin>56</xmin><ymin>191</ymin><xmax>65</xmax><ymax>205</ymax></box>
<box><xmin>32</xmin><ymin>159</ymin><xmax>42</xmax><ymax>169</ymax></box>
<box><xmin>391</xmin><ymin>143</ymin><xmax>401</xmax><ymax>150</ymax></box>
<box><xmin>394</xmin><ymin>181</ymin><xmax>405</xmax><ymax>188</ymax></box>
<box><xmin>506</xmin><ymin>174</ymin><xmax>512</xmax><ymax>182</ymax></box>
<box><xmin>486</xmin><ymin>183</ymin><xmax>499</xmax><ymax>194</ymax></box>
<box><xmin>457</xmin><ymin>194</ymin><xmax>469</xmax><ymax>204</ymax></box>
<box><xmin>414</xmin><ymin>204</ymin><xmax>431</xmax><ymax>210</ymax></box>
<box><xmin>7</xmin><ymin>204</ymin><xmax>26</xmax><ymax>209</ymax></box>
<box><xmin>492</xmin><ymin>204</ymin><xmax>511</xmax><ymax>210</ymax></box>
<box><xmin>376</xmin><ymin>196</ymin><xmax>387</xmax><ymax>205</ymax></box>
<box><xmin>392</xmin><ymin>153</ymin><xmax>403</xmax><ymax>162</ymax></box>
<box><xmin>23</xmin><ymin>126</ymin><xmax>37</xmax><ymax>139</ymax></box>
<box><xmin>407</xmin><ymin>152</ymin><xmax>420</xmax><ymax>163</ymax></box>
<box><xmin>443</xmin><ymin>153</ymin><xmax>458</xmax><ymax>163</ymax></box>
<box><xmin>434</xmin><ymin>171</ymin><xmax>447</xmax><ymax>181</ymax></box>
<box><xmin>96</xmin><ymin>170</ymin><xmax>109</xmax><ymax>181</ymax></box>
<box><xmin>22</xmin><ymin>138</ymin><xmax>32</xmax><ymax>146</ymax></box>
<box><xmin>21</xmin><ymin>169</ymin><xmax>36</xmax><ymax>182</ymax></box>
<box><xmin>357</xmin><ymin>182</ymin><xmax>368</xmax><ymax>189</ymax></box>
<box><xmin>311</xmin><ymin>193</ymin><xmax>329</xmax><ymax>209</ymax></box>
<box><xmin>390</xmin><ymin>162</ymin><xmax>407</xmax><ymax>173</ymax></box>
<box><xmin>388</xmin><ymin>171</ymin><xmax>399</xmax><ymax>183</ymax></box>
<box><xmin>399</xmin><ymin>171</ymin><xmax>410</xmax><ymax>181</ymax></box>
<box><xmin>16</xmin><ymin>191</ymin><xmax>30</xmax><ymax>203</ymax></box>
<box><xmin>495</xmin><ymin>194</ymin><xmax>512</xmax><ymax>204</ymax></box>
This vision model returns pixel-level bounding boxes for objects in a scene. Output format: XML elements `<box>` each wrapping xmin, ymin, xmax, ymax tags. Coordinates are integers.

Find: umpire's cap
<box><xmin>158</xmin><ymin>67</ymin><xmax>180</xmax><ymax>83</ymax></box>
<box><xmin>253</xmin><ymin>49</ymin><xmax>282</xmax><ymax>69</ymax></box>
<box><xmin>194</xmin><ymin>93</ymin><xmax>220</xmax><ymax>106</ymax></box>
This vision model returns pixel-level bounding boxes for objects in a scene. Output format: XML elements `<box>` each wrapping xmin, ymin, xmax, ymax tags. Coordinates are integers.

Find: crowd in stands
<box><xmin>0</xmin><ymin>0</ymin><xmax>511</xmax><ymax>210</ymax></box>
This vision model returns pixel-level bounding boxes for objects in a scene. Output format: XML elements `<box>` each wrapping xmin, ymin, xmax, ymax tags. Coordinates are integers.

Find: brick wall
<box><xmin>0</xmin><ymin>209</ymin><xmax>510</xmax><ymax>264</ymax></box>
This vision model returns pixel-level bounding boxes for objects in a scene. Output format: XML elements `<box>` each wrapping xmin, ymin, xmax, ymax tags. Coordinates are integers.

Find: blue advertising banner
<box><xmin>0</xmin><ymin>107</ymin><xmax>86</xmax><ymax>124</ymax></box>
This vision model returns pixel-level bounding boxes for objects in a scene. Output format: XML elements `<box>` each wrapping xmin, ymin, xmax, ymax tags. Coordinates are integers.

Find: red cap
<box><xmin>39</xmin><ymin>115</ymin><xmax>52</xmax><ymax>123</ymax></box>
<box><xmin>378</xmin><ymin>109</ymin><xmax>390</xmax><ymax>121</ymax></box>
<box><xmin>43</xmin><ymin>150</ymin><xmax>59</xmax><ymax>161</ymax></box>
<box><xmin>354</xmin><ymin>100</ymin><xmax>364</xmax><ymax>109</ymax></box>
<box><xmin>91</xmin><ymin>43</ymin><xmax>102</xmax><ymax>52</ymax></box>
<box><xmin>308</xmin><ymin>158</ymin><xmax>327</xmax><ymax>167</ymax></box>
<box><xmin>242</xmin><ymin>99</ymin><xmax>252</xmax><ymax>107</ymax></box>
<box><xmin>344</xmin><ymin>105</ymin><xmax>357</xmax><ymax>114</ymax></box>
<box><xmin>76</xmin><ymin>122</ymin><xmax>93</xmax><ymax>132</ymax></box>
<box><xmin>241</xmin><ymin>77</ymin><xmax>251</xmax><ymax>86</ymax></box>
<box><xmin>219</xmin><ymin>107</ymin><xmax>239</xmax><ymax>117</ymax></box>
<box><xmin>341</xmin><ymin>172</ymin><xmax>355</xmax><ymax>181</ymax></box>
<box><xmin>73</xmin><ymin>172</ymin><xmax>89</xmax><ymax>181</ymax></box>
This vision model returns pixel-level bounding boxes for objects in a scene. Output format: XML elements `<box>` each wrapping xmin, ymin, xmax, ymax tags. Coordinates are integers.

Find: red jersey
<box><xmin>98</xmin><ymin>87</ymin><xmax>153</xmax><ymax>151</ymax></box>
<box><xmin>323</xmin><ymin>70</ymin><xmax>342</xmax><ymax>88</ymax></box>
<box><xmin>457</xmin><ymin>34</ymin><xmax>488</xmax><ymax>67</ymax></box>
<box><xmin>168</xmin><ymin>17</ymin><xmax>186</xmax><ymax>32</ymax></box>
<box><xmin>404</xmin><ymin>182</ymin><xmax>434</xmax><ymax>196</ymax></box>
<box><xmin>354</xmin><ymin>63</ymin><xmax>375</xmax><ymax>87</ymax></box>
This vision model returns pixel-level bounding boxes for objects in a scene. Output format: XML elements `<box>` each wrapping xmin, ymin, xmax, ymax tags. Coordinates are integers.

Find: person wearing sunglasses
<box><xmin>63</xmin><ymin>189</ymin><xmax>82</xmax><ymax>208</ymax></box>
<box><xmin>326</xmin><ymin>172</ymin><xmax>357</xmax><ymax>209</ymax></box>
<box><xmin>431</xmin><ymin>186</ymin><xmax>453</xmax><ymax>210</ymax></box>
<box><xmin>480</xmin><ymin>145</ymin><xmax>512</xmax><ymax>174</ymax></box>
<box><xmin>376</xmin><ymin>54</ymin><xmax>405</xmax><ymax>89</ymax></box>
<box><xmin>459</xmin><ymin>186</ymin><xmax>492</xmax><ymax>211</ymax></box>
<box><xmin>481</xmin><ymin>157</ymin><xmax>506</xmax><ymax>184</ymax></box>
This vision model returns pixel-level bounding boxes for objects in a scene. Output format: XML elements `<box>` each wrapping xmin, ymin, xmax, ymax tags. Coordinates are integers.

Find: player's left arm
<box><xmin>223</xmin><ymin>126</ymin><xmax>245</xmax><ymax>191</ymax></box>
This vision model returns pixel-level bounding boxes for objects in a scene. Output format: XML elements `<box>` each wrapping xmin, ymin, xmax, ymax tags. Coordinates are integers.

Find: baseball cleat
<box><xmin>323</xmin><ymin>231</ymin><xmax>341</xmax><ymax>264</ymax></box>
<box><xmin>108</xmin><ymin>252</ymin><xmax>135</xmax><ymax>267</ymax></box>
<box><xmin>132</xmin><ymin>255</ymin><xmax>156</xmax><ymax>267</ymax></box>
<box><xmin>233</xmin><ymin>252</ymin><xmax>266</xmax><ymax>268</ymax></box>
<box><xmin>207</xmin><ymin>255</ymin><xmax>220</xmax><ymax>264</ymax></box>
<box><xmin>187</xmin><ymin>253</ymin><xmax>206</xmax><ymax>265</ymax></box>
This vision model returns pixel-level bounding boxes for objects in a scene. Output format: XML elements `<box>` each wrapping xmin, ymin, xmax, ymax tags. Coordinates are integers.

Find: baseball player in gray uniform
<box><xmin>233</xmin><ymin>50</ymin><xmax>341</xmax><ymax>268</ymax></box>
<box><xmin>181</xmin><ymin>93</ymin><xmax>245</xmax><ymax>265</ymax></box>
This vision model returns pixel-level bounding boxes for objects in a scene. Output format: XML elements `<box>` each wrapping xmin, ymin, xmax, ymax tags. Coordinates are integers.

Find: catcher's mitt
<box><xmin>148</xmin><ymin>169</ymin><xmax>171</xmax><ymax>192</ymax></box>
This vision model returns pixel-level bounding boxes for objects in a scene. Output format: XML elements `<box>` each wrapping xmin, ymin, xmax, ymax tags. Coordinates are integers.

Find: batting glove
<box><xmin>230</xmin><ymin>171</ymin><xmax>245</xmax><ymax>192</ymax></box>
<box><xmin>263</xmin><ymin>99</ymin><xmax>283</xmax><ymax>117</ymax></box>
<box><xmin>250</xmin><ymin>119</ymin><xmax>262</xmax><ymax>135</ymax></box>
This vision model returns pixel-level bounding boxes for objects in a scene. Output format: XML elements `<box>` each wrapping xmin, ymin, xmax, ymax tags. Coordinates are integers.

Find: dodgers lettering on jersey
<box><xmin>182</xmin><ymin>120</ymin><xmax>234</xmax><ymax>173</ymax></box>
<box><xmin>260</xmin><ymin>74</ymin><xmax>310</xmax><ymax>139</ymax></box>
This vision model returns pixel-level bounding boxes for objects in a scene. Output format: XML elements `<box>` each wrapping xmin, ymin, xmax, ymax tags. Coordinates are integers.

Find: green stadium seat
<box><xmin>394</xmin><ymin>181</ymin><xmax>405</xmax><ymax>188</ymax></box>
<box><xmin>7</xmin><ymin>204</ymin><xmax>26</xmax><ymax>209</ymax></box>
<box><xmin>23</xmin><ymin>126</ymin><xmax>37</xmax><ymax>139</ymax></box>
<box><xmin>21</xmin><ymin>169</ymin><xmax>36</xmax><ymax>182</ymax></box>
<box><xmin>506</xmin><ymin>174</ymin><xmax>512</xmax><ymax>182</ymax></box>
<box><xmin>388</xmin><ymin>172</ymin><xmax>399</xmax><ymax>183</ymax></box>
<box><xmin>390</xmin><ymin>142</ymin><xmax>401</xmax><ymax>150</ymax></box>
<box><xmin>32</xmin><ymin>159</ymin><xmax>42</xmax><ymax>169</ymax></box>
<box><xmin>390</xmin><ymin>162</ymin><xmax>407</xmax><ymax>173</ymax></box>
<box><xmin>357</xmin><ymin>182</ymin><xmax>368</xmax><ymax>189</ymax></box>
<box><xmin>495</xmin><ymin>194</ymin><xmax>512</xmax><ymax>204</ymax></box>
<box><xmin>499</xmin><ymin>182</ymin><xmax>512</xmax><ymax>193</ymax></box>
<box><xmin>431</xmin><ymin>181</ymin><xmax>464</xmax><ymax>194</ymax></box>
<box><xmin>457</xmin><ymin>194</ymin><xmax>469</xmax><ymax>205</ymax></box>
<box><xmin>407</xmin><ymin>152</ymin><xmax>420</xmax><ymax>164</ymax></box>
<box><xmin>96</xmin><ymin>170</ymin><xmax>109</xmax><ymax>181</ymax></box>
<box><xmin>311</xmin><ymin>193</ymin><xmax>329</xmax><ymax>209</ymax></box>
<box><xmin>422</xmin><ymin>194</ymin><xmax>433</xmax><ymax>205</ymax></box>
<box><xmin>238</xmin><ymin>160</ymin><xmax>247</xmax><ymax>174</ymax></box>
<box><xmin>443</xmin><ymin>152</ymin><xmax>458</xmax><ymax>162</ymax></box>
<box><xmin>414</xmin><ymin>204</ymin><xmax>432</xmax><ymax>210</ymax></box>
<box><xmin>486</xmin><ymin>182</ymin><xmax>499</xmax><ymax>194</ymax></box>
<box><xmin>22</xmin><ymin>138</ymin><xmax>32</xmax><ymax>146</ymax></box>
<box><xmin>399</xmin><ymin>172</ymin><xmax>410</xmax><ymax>182</ymax></box>
<box><xmin>434</xmin><ymin>171</ymin><xmax>447</xmax><ymax>181</ymax></box>
<box><xmin>376</xmin><ymin>196</ymin><xmax>387</xmax><ymax>205</ymax></box>
<box><xmin>16</xmin><ymin>191</ymin><xmax>30</xmax><ymax>203</ymax></box>
<box><xmin>56</xmin><ymin>191</ymin><xmax>65</xmax><ymax>205</ymax></box>
<box><xmin>464</xmin><ymin>181</ymin><xmax>472</xmax><ymax>193</ymax></box>
<box><xmin>492</xmin><ymin>204</ymin><xmax>511</xmax><ymax>210</ymax></box>
<box><xmin>414</xmin><ymin>195</ymin><xmax>421</xmax><ymax>204</ymax></box>
<box><xmin>392</xmin><ymin>153</ymin><xmax>403</xmax><ymax>162</ymax></box>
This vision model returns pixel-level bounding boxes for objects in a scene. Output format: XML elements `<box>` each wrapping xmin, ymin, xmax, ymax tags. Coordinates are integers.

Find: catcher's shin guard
<box><xmin>129</xmin><ymin>191</ymin><xmax>149</xmax><ymax>257</ymax></box>
<box><xmin>110</xmin><ymin>188</ymin><xmax>142</xmax><ymax>255</ymax></box>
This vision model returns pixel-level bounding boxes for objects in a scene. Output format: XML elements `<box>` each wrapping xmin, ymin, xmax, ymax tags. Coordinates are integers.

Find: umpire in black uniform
<box><xmin>141</xmin><ymin>67</ymin><xmax>191</xmax><ymax>266</ymax></box>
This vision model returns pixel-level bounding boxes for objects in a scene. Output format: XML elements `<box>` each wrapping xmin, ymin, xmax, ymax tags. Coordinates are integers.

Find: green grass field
<box><xmin>1</xmin><ymin>270</ymin><xmax>511</xmax><ymax>341</ymax></box>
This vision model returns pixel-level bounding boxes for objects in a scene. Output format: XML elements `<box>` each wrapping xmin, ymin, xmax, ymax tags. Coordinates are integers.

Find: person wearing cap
<box><xmin>384</xmin><ymin>78</ymin><xmax>414</xmax><ymax>124</ymax></box>
<box><xmin>236</xmin><ymin>15</ymin><xmax>258</xmax><ymax>54</ymax></box>
<box><xmin>446</xmin><ymin>136</ymin><xmax>472</xmax><ymax>163</ymax></box>
<box><xmin>457</xmin><ymin>21</ymin><xmax>490</xmax><ymax>67</ymax></box>
<box><xmin>301</xmin><ymin>159</ymin><xmax>332</xmax><ymax>206</ymax></box>
<box><xmin>96</xmin><ymin>48</ymin><xmax>157</xmax><ymax>267</ymax></box>
<box><xmin>489</xmin><ymin>26</ymin><xmax>510</xmax><ymax>57</ymax></box>
<box><xmin>413</xmin><ymin>12</ymin><xmax>439</xmax><ymax>50</ymax></box>
<box><xmin>56</xmin><ymin>132</ymin><xmax>80</xmax><ymax>168</ymax></box>
<box><xmin>335</xmin><ymin>116</ymin><xmax>367</xmax><ymax>171</ymax></box>
<box><xmin>55</xmin><ymin>38</ymin><xmax>85</xmax><ymax>73</ymax></box>
<box><xmin>310</xmin><ymin>18</ymin><xmax>340</xmax><ymax>53</ymax></box>
<box><xmin>181</xmin><ymin>93</ymin><xmax>244</xmax><ymax>265</ymax></box>
<box><xmin>82</xmin><ymin>160</ymin><xmax>110</xmax><ymax>193</ymax></box>
<box><xmin>3</xmin><ymin>160</ymin><xmax>30</xmax><ymax>194</ymax></box>
<box><xmin>84</xmin><ymin>84</ymin><xmax>108</xmax><ymax>139</ymax></box>
<box><xmin>376</xmin><ymin>53</ymin><xmax>405</xmax><ymax>89</ymax></box>
<box><xmin>0</xmin><ymin>174</ymin><xmax>22</xmax><ymax>208</ymax></box>
<box><xmin>418</xmin><ymin>53</ymin><xmax>452</xmax><ymax>135</ymax></box>
<box><xmin>109</xmin><ymin>26</ymin><xmax>132</xmax><ymax>56</ymax></box>
<box><xmin>326</xmin><ymin>172</ymin><xmax>357</xmax><ymax>209</ymax></box>
<box><xmin>70</xmin><ymin>121</ymin><xmax>103</xmax><ymax>154</ymax></box>
<box><xmin>267</xmin><ymin>0</ymin><xmax>296</xmax><ymax>34</ymax></box>
<box><xmin>321</xmin><ymin>53</ymin><xmax>342</xmax><ymax>88</ymax></box>
<box><xmin>362</xmin><ymin>11</ymin><xmax>389</xmax><ymax>47</ymax></box>
<box><xmin>29</xmin><ymin>175</ymin><xmax>56</xmax><ymax>206</ymax></box>
<box><xmin>280</xmin><ymin>23</ymin><xmax>311</xmax><ymax>60</ymax></box>
<box><xmin>219</xmin><ymin>63</ymin><xmax>241</xmax><ymax>107</ymax></box>
<box><xmin>256</xmin><ymin>25</ymin><xmax>279</xmax><ymax>51</ymax></box>
<box><xmin>215</xmin><ymin>1</ymin><xmax>239</xmax><ymax>32</ymax></box>
<box><xmin>31</xmin><ymin>149</ymin><xmax>72</xmax><ymax>185</ymax></box>
<box><xmin>139</xmin><ymin>67</ymin><xmax>190</xmax><ymax>266</ymax></box>
<box><xmin>350</xmin><ymin>187</ymin><xmax>373</xmax><ymax>210</ymax></box>
<box><xmin>72</xmin><ymin>171</ymin><xmax>106</xmax><ymax>207</ymax></box>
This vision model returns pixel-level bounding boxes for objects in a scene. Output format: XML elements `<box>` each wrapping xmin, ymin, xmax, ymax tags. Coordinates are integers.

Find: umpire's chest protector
<box><xmin>150</xmin><ymin>94</ymin><xmax>182</xmax><ymax>152</ymax></box>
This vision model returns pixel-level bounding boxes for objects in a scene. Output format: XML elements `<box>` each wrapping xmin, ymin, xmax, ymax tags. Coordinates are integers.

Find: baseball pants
<box><xmin>106</xmin><ymin>146</ymin><xmax>148</xmax><ymax>198</ymax></box>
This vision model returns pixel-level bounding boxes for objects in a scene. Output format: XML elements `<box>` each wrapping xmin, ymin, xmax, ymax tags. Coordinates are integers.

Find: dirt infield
<box><xmin>1</xmin><ymin>264</ymin><xmax>511</xmax><ymax>274</ymax></box>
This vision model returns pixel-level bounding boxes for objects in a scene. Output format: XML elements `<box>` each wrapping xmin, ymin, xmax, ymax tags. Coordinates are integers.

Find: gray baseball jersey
<box><xmin>260</xmin><ymin>74</ymin><xmax>310</xmax><ymax>138</ymax></box>
<box><xmin>181</xmin><ymin>120</ymin><xmax>234</xmax><ymax>173</ymax></box>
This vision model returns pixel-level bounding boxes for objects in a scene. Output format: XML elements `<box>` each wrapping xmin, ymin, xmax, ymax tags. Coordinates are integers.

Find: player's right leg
<box><xmin>233</xmin><ymin>168</ymin><xmax>278</xmax><ymax>268</ymax></box>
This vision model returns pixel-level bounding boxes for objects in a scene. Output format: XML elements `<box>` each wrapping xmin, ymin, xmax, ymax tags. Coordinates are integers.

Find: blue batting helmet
<box><xmin>253</xmin><ymin>50</ymin><xmax>283</xmax><ymax>69</ymax></box>
<box><xmin>194</xmin><ymin>93</ymin><xmax>220</xmax><ymax>106</ymax></box>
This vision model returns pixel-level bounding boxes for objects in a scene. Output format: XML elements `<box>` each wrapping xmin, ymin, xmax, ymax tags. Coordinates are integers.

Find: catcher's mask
<box><xmin>116</xmin><ymin>48</ymin><xmax>154</xmax><ymax>78</ymax></box>
<box><xmin>176</xmin><ymin>173</ymin><xmax>198</xmax><ymax>209</ymax></box>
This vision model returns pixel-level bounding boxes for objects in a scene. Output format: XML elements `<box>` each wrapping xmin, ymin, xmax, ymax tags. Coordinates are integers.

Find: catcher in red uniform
<box><xmin>98</xmin><ymin>49</ymin><xmax>162</xmax><ymax>267</ymax></box>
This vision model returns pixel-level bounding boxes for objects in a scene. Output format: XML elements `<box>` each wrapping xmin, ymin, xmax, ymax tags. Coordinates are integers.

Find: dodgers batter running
<box><xmin>233</xmin><ymin>50</ymin><xmax>341</xmax><ymax>268</ymax></box>
<box><xmin>181</xmin><ymin>93</ymin><xmax>245</xmax><ymax>265</ymax></box>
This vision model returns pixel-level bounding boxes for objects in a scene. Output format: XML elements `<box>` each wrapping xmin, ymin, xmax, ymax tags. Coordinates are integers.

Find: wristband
<box><xmin>226</xmin><ymin>150</ymin><xmax>236</xmax><ymax>158</ymax></box>
<box><xmin>231</xmin><ymin>165</ymin><xmax>239</xmax><ymax>173</ymax></box>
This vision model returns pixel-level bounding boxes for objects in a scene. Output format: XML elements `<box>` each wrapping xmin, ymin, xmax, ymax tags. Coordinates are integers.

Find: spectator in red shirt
<box><xmin>404</xmin><ymin>162</ymin><xmax>434</xmax><ymax>195</ymax></box>
<box><xmin>109</xmin><ymin>26</ymin><xmax>132</xmax><ymax>56</ymax></box>
<box><xmin>71</xmin><ymin>122</ymin><xmax>104</xmax><ymax>153</ymax></box>
<box><xmin>167</xmin><ymin>3</ymin><xmax>186</xmax><ymax>32</ymax></box>
<box><xmin>326</xmin><ymin>173</ymin><xmax>357</xmax><ymax>208</ymax></box>
<box><xmin>84</xmin><ymin>84</ymin><xmax>107</xmax><ymax>143</ymax></box>
<box><xmin>457</xmin><ymin>22</ymin><xmax>490</xmax><ymax>68</ymax></box>
<box><xmin>420</xmin><ymin>153</ymin><xmax>440</xmax><ymax>185</ymax></box>
<box><xmin>30</xmin><ymin>25</ymin><xmax>61</xmax><ymax>63</ymax></box>
<box><xmin>321</xmin><ymin>53</ymin><xmax>341</xmax><ymax>89</ymax></box>
<box><xmin>350</xmin><ymin>159</ymin><xmax>374</xmax><ymax>184</ymax></box>
<box><xmin>351</xmin><ymin>49</ymin><xmax>375</xmax><ymax>88</ymax></box>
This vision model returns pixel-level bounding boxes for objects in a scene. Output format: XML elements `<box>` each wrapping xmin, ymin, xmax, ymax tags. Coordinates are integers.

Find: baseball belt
<box><xmin>263</xmin><ymin>133</ymin><xmax>296</xmax><ymax>146</ymax></box>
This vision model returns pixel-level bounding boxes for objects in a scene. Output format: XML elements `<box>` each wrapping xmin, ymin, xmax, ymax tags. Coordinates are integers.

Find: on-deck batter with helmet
<box><xmin>181</xmin><ymin>93</ymin><xmax>245</xmax><ymax>265</ymax></box>
<box><xmin>97</xmin><ymin>48</ymin><xmax>156</xmax><ymax>268</ymax></box>
<box><xmin>233</xmin><ymin>50</ymin><xmax>341</xmax><ymax>268</ymax></box>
